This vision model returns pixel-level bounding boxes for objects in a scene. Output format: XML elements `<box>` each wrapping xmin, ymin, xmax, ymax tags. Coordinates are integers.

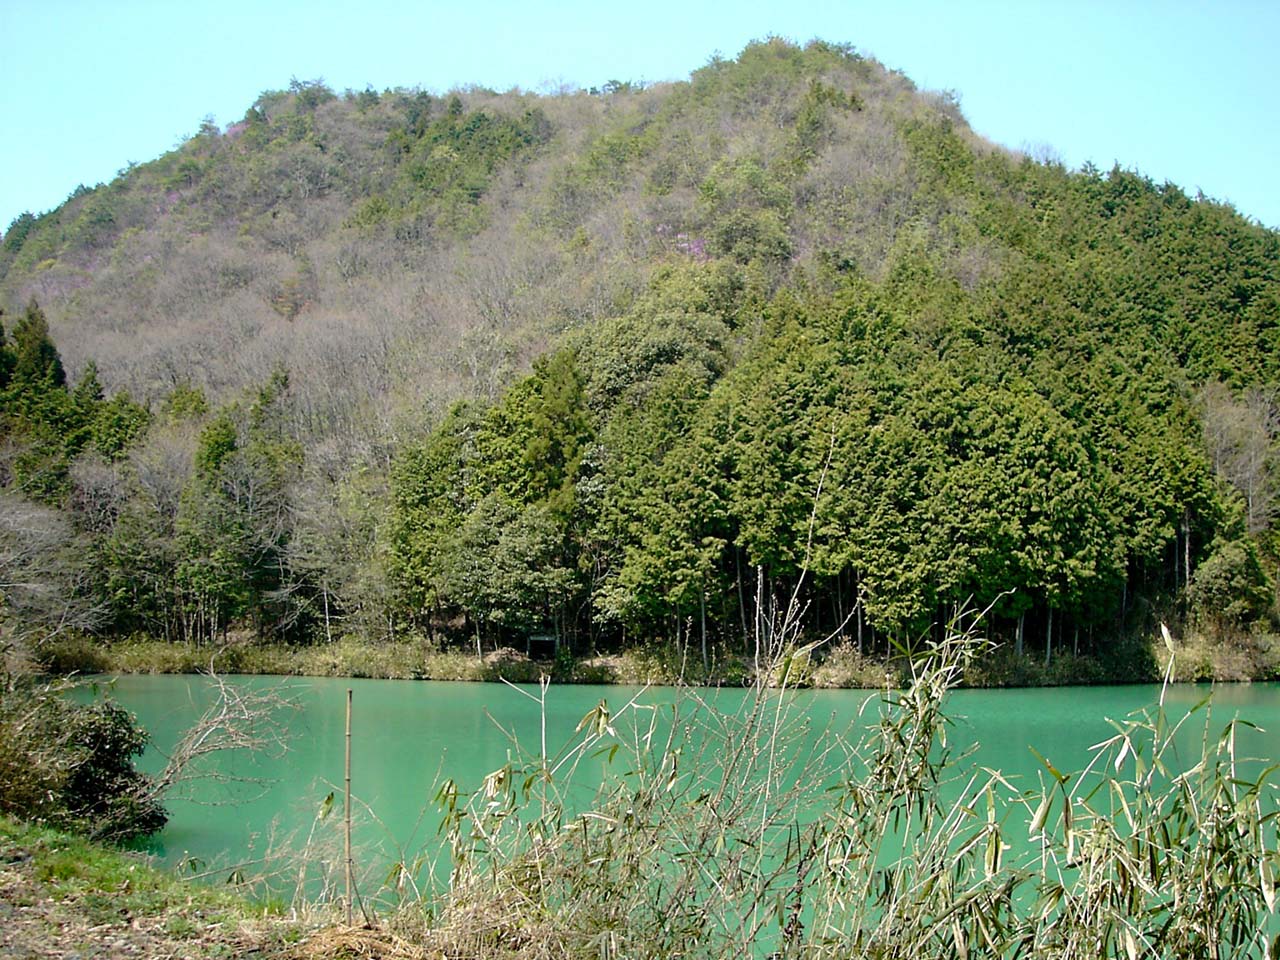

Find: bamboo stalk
<box><xmin>345</xmin><ymin>687</ymin><xmax>352</xmax><ymax>927</ymax></box>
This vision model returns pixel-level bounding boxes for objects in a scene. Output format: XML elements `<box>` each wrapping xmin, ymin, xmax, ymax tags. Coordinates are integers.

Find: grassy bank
<box><xmin>37</xmin><ymin>635</ymin><xmax>744</xmax><ymax>685</ymax></box>
<box><xmin>0</xmin><ymin>816</ymin><xmax>430</xmax><ymax>960</ymax></box>
<box><xmin>34</xmin><ymin>626</ymin><xmax>1280</xmax><ymax>687</ymax></box>
<box><xmin>0</xmin><ymin>815</ymin><xmax>305</xmax><ymax>958</ymax></box>
<box><xmin>35</xmin><ymin>633</ymin><xmax>951</xmax><ymax>686</ymax></box>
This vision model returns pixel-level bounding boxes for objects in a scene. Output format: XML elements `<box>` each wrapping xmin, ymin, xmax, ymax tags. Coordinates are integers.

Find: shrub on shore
<box><xmin>0</xmin><ymin>679</ymin><xmax>167</xmax><ymax>843</ymax></box>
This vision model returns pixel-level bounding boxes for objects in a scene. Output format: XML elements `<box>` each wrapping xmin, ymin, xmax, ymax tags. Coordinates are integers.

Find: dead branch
<box><xmin>147</xmin><ymin>667</ymin><xmax>300</xmax><ymax>804</ymax></box>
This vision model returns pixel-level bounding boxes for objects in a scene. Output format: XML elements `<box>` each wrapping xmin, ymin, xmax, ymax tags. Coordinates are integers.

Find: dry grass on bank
<box><xmin>1169</xmin><ymin>626</ymin><xmax>1280</xmax><ymax>682</ymax></box>
<box><xmin>37</xmin><ymin>634</ymin><xmax>761</xmax><ymax>687</ymax></box>
<box><xmin>34</xmin><ymin>623</ymin><xmax>1280</xmax><ymax>690</ymax></box>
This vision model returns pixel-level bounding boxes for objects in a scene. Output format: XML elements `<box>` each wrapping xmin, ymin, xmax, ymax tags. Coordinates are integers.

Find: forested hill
<box><xmin>1</xmin><ymin>39</ymin><xmax>1277</xmax><ymax>680</ymax></box>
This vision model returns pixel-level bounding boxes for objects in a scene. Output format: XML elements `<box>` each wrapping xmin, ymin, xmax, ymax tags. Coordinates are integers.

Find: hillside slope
<box><xmin>0</xmin><ymin>43</ymin><xmax>987</xmax><ymax>435</ymax></box>
<box><xmin>1</xmin><ymin>39</ymin><xmax>1277</xmax><ymax>679</ymax></box>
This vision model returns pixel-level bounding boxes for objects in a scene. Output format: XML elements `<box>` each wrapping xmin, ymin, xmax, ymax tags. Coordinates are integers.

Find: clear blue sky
<box><xmin>1</xmin><ymin>0</ymin><xmax>1276</xmax><ymax>234</ymax></box>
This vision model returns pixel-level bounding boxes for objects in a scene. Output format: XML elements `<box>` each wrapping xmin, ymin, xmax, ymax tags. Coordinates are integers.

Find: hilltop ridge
<box><xmin>1</xmin><ymin>41</ymin><xmax>986</xmax><ymax>421</ymax></box>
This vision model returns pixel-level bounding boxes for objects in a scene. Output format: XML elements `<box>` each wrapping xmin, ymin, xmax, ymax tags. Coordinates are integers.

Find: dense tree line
<box><xmin>386</xmin><ymin>252</ymin><xmax>1273</xmax><ymax>667</ymax></box>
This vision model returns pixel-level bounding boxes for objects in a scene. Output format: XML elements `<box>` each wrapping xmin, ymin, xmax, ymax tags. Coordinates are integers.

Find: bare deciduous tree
<box><xmin>0</xmin><ymin>490</ymin><xmax>103</xmax><ymax>668</ymax></box>
<box><xmin>1202</xmin><ymin>382</ymin><xmax>1279</xmax><ymax>533</ymax></box>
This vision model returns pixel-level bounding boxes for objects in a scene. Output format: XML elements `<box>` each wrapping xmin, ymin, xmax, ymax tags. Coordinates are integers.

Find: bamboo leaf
<box><xmin>952</xmin><ymin>919</ymin><xmax>968</xmax><ymax>960</ymax></box>
<box><xmin>1115</xmin><ymin>736</ymin><xmax>1130</xmax><ymax>773</ymax></box>
<box><xmin>1029</xmin><ymin>793</ymin><xmax>1052</xmax><ymax>837</ymax></box>
<box><xmin>1111</xmin><ymin>780</ymin><xmax>1134</xmax><ymax>829</ymax></box>
<box><xmin>1028</xmin><ymin>745</ymin><xmax>1069</xmax><ymax>785</ymax></box>
<box><xmin>575</xmin><ymin>703</ymin><xmax>600</xmax><ymax>734</ymax></box>
<box><xmin>984</xmin><ymin>827</ymin><xmax>1004</xmax><ymax>878</ymax></box>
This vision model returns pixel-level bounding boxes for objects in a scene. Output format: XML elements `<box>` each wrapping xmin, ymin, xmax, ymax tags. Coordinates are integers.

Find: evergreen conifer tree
<box><xmin>12</xmin><ymin>298</ymin><xmax>65</xmax><ymax>390</ymax></box>
<box><xmin>0</xmin><ymin>310</ymin><xmax>14</xmax><ymax>392</ymax></box>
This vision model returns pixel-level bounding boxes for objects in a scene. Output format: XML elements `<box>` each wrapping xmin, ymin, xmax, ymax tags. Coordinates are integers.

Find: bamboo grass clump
<box><xmin>389</xmin><ymin>609</ymin><xmax>1278</xmax><ymax>958</ymax></box>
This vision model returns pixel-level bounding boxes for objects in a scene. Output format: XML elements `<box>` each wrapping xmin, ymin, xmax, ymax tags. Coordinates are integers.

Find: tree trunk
<box><xmin>754</xmin><ymin>566</ymin><xmax>765</xmax><ymax>674</ymax></box>
<box><xmin>1044</xmin><ymin>606</ymin><xmax>1053</xmax><ymax>669</ymax></box>
<box><xmin>833</xmin><ymin>582</ymin><xmax>842</xmax><ymax>640</ymax></box>
<box><xmin>700</xmin><ymin>588</ymin><xmax>708</xmax><ymax>675</ymax></box>
<box><xmin>323</xmin><ymin>587</ymin><xmax>332</xmax><ymax>644</ymax></box>
<box><xmin>856</xmin><ymin>574</ymin><xmax>864</xmax><ymax>654</ymax></box>
<box><xmin>1016</xmin><ymin>611</ymin><xmax>1025</xmax><ymax>658</ymax></box>
<box><xmin>1183</xmin><ymin>511</ymin><xmax>1191</xmax><ymax>591</ymax></box>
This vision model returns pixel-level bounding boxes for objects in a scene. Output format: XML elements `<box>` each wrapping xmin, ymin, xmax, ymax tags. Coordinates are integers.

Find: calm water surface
<box><xmin>94</xmin><ymin>676</ymin><xmax>1280</xmax><ymax>887</ymax></box>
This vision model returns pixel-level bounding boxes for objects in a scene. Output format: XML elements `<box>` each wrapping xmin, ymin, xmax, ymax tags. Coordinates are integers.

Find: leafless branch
<box><xmin>146</xmin><ymin>668</ymin><xmax>301</xmax><ymax>804</ymax></box>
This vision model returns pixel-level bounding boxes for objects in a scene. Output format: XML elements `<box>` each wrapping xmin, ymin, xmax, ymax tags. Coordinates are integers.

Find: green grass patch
<box><xmin>0</xmin><ymin>815</ymin><xmax>275</xmax><ymax>923</ymax></box>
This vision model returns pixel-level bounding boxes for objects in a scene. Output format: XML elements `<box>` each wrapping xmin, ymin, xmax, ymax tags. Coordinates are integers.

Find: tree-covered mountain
<box><xmin>1</xmin><ymin>39</ymin><xmax>1277</xmax><ymax>681</ymax></box>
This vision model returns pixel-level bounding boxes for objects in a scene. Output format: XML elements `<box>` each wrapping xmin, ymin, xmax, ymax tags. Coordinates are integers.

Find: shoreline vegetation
<box><xmin>35</xmin><ymin>624</ymin><xmax>1280</xmax><ymax>687</ymax></box>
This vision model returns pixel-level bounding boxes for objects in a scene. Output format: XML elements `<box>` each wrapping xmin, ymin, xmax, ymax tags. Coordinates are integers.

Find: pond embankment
<box><xmin>38</xmin><ymin>627</ymin><xmax>1280</xmax><ymax>688</ymax></box>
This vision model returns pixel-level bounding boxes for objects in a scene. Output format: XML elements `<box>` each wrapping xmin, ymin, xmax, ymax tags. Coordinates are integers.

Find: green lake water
<box><xmin>92</xmin><ymin>675</ymin><xmax>1280</xmax><ymax>896</ymax></box>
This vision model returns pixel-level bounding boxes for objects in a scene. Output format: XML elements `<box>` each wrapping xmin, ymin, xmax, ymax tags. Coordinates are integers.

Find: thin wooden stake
<box><xmin>345</xmin><ymin>687</ymin><xmax>353</xmax><ymax>927</ymax></box>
